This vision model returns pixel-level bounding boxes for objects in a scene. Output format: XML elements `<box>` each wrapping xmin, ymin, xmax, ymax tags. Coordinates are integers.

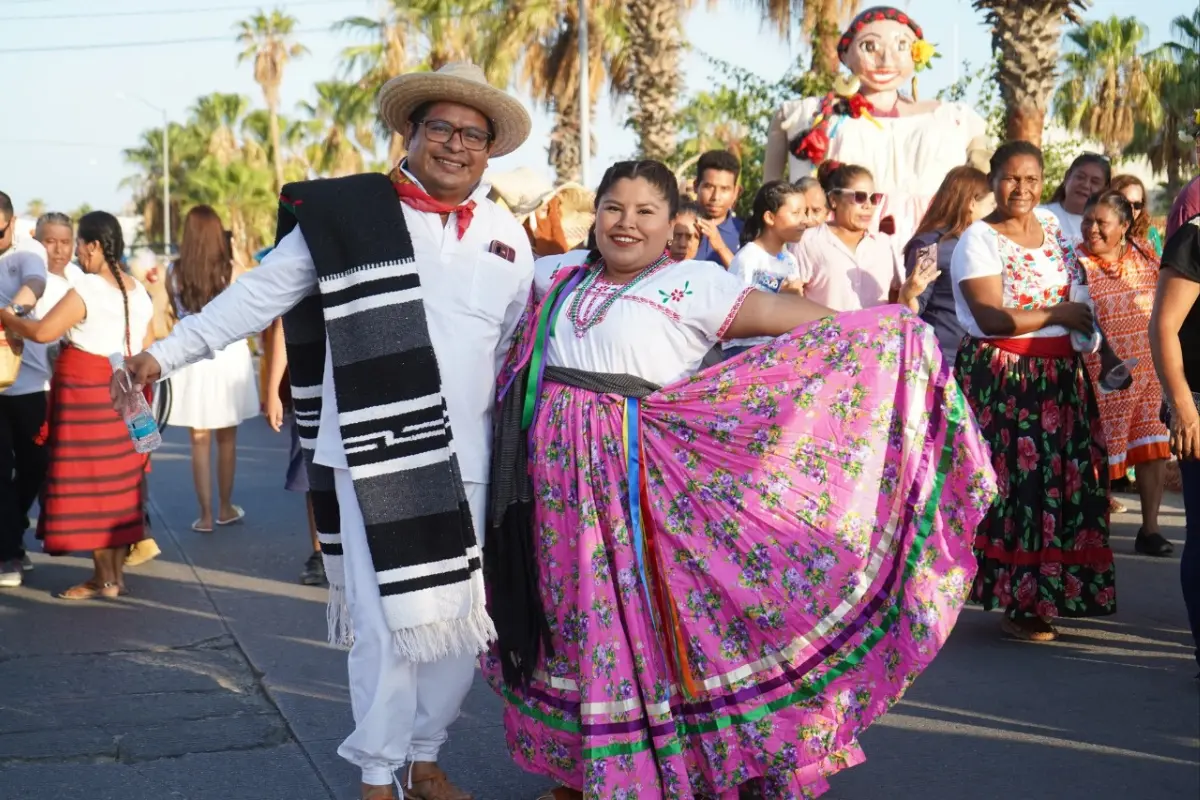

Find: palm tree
<box><xmin>187</xmin><ymin>158</ymin><xmax>277</xmax><ymax>263</ymax></box>
<box><xmin>236</xmin><ymin>9</ymin><xmax>307</xmax><ymax>193</ymax></box>
<box><xmin>190</xmin><ymin>92</ymin><xmax>251</xmax><ymax>165</ymax></box>
<box><xmin>1130</xmin><ymin>8</ymin><xmax>1200</xmax><ymax>193</ymax></box>
<box><xmin>336</xmin><ymin>0</ymin><xmax>492</xmax><ymax>165</ymax></box>
<box><xmin>299</xmin><ymin>81</ymin><xmax>377</xmax><ymax>178</ymax></box>
<box><xmin>749</xmin><ymin>0</ymin><xmax>860</xmax><ymax>80</ymax></box>
<box><xmin>122</xmin><ymin>122</ymin><xmax>207</xmax><ymax>245</ymax></box>
<box><xmin>24</xmin><ymin>199</ymin><xmax>46</xmax><ymax>219</ymax></box>
<box><xmin>1053</xmin><ymin>16</ymin><xmax>1152</xmax><ymax>159</ymax></box>
<box><xmin>973</xmin><ymin>0</ymin><xmax>1089</xmax><ymax>146</ymax></box>
<box><xmin>626</xmin><ymin>0</ymin><xmax>684</xmax><ymax>160</ymax></box>
<box><xmin>482</xmin><ymin>0</ymin><xmax>628</xmax><ymax>183</ymax></box>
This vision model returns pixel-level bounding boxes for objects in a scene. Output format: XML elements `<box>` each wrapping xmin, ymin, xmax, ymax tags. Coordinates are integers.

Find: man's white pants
<box><xmin>332</xmin><ymin>468</ymin><xmax>485</xmax><ymax>786</ymax></box>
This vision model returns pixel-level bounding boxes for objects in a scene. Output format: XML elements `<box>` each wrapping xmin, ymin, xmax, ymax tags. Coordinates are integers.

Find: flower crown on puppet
<box><xmin>792</xmin><ymin>6</ymin><xmax>938</xmax><ymax>165</ymax></box>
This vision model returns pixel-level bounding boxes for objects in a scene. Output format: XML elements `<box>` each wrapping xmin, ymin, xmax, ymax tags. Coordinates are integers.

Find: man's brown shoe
<box><xmin>403</xmin><ymin>762</ymin><xmax>472</xmax><ymax>800</ymax></box>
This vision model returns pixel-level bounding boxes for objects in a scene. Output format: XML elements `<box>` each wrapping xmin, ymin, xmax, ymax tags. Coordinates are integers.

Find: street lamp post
<box><xmin>118</xmin><ymin>93</ymin><xmax>171</xmax><ymax>255</ymax></box>
<box><xmin>578</xmin><ymin>0</ymin><xmax>590</xmax><ymax>188</ymax></box>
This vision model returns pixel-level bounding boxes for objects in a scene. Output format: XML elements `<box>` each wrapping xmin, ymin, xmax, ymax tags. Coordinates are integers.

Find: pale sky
<box><xmin>0</xmin><ymin>0</ymin><xmax>1193</xmax><ymax>213</ymax></box>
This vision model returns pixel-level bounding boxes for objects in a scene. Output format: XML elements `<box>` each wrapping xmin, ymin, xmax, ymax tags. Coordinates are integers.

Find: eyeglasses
<box><xmin>1129</xmin><ymin>201</ymin><xmax>1145</xmax><ymax>211</ymax></box>
<box><xmin>831</xmin><ymin>189</ymin><xmax>884</xmax><ymax>206</ymax></box>
<box><xmin>416</xmin><ymin>120</ymin><xmax>493</xmax><ymax>151</ymax></box>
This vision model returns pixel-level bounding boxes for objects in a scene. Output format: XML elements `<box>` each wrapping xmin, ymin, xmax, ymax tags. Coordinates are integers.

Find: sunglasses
<box><xmin>831</xmin><ymin>189</ymin><xmax>884</xmax><ymax>206</ymax></box>
<box><xmin>1129</xmin><ymin>201</ymin><xmax>1145</xmax><ymax>211</ymax></box>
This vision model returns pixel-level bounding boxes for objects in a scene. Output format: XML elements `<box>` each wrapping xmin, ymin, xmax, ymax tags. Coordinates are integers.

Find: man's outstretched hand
<box><xmin>111</xmin><ymin>352</ymin><xmax>162</xmax><ymax>410</ymax></box>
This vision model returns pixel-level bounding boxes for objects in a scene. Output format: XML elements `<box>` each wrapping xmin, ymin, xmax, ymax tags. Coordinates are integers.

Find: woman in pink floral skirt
<box><xmin>485</xmin><ymin>160</ymin><xmax>997</xmax><ymax>799</ymax></box>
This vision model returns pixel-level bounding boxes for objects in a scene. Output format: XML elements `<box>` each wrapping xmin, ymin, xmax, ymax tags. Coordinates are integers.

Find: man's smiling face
<box><xmin>406</xmin><ymin>101</ymin><xmax>494</xmax><ymax>204</ymax></box>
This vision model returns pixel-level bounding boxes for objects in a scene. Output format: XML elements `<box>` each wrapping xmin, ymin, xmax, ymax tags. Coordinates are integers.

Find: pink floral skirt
<box><xmin>485</xmin><ymin>309</ymin><xmax>997</xmax><ymax>798</ymax></box>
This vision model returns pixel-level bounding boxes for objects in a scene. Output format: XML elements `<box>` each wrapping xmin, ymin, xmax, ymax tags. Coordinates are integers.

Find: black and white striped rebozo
<box><xmin>277</xmin><ymin>173</ymin><xmax>495</xmax><ymax>663</ymax></box>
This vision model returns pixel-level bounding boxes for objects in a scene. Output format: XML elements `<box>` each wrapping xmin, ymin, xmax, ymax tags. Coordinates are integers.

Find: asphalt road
<box><xmin>1</xmin><ymin>417</ymin><xmax>1196</xmax><ymax>800</ymax></box>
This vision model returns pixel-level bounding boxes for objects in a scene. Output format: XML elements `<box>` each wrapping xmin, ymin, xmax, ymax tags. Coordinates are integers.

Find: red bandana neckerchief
<box><xmin>389</xmin><ymin>166</ymin><xmax>476</xmax><ymax>240</ymax></box>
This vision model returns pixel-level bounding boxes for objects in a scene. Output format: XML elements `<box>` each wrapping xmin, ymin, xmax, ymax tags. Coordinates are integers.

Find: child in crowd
<box><xmin>723</xmin><ymin>180</ymin><xmax>808</xmax><ymax>358</ymax></box>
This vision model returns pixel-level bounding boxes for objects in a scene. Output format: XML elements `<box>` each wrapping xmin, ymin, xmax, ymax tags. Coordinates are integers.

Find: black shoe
<box><xmin>299</xmin><ymin>551</ymin><xmax>327</xmax><ymax>586</ymax></box>
<box><xmin>1135</xmin><ymin>530</ymin><xmax>1175</xmax><ymax>557</ymax></box>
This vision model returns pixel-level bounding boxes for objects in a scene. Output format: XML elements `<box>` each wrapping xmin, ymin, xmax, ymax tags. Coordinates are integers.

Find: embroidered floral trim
<box><xmin>717</xmin><ymin>287</ymin><xmax>755</xmax><ymax>340</ymax></box>
<box><xmin>837</xmin><ymin>6</ymin><xmax>923</xmax><ymax>55</ymax></box>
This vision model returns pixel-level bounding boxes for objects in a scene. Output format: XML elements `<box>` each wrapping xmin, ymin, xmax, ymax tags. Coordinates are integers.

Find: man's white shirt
<box><xmin>148</xmin><ymin>176</ymin><xmax>534</xmax><ymax>482</ymax></box>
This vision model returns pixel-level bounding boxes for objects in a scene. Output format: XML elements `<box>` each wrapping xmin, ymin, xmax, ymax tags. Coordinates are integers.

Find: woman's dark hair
<box><xmin>1049</xmin><ymin>153</ymin><xmax>1112</xmax><ymax>205</ymax></box>
<box><xmin>741</xmin><ymin>180</ymin><xmax>801</xmax><ymax>246</ymax></box>
<box><xmin>172</xmin><ymin>205</ymin><xmax>232</xmax><ymax>316</ymax></box>
<box><xmin>988</xmin><ymin>140</ymin><xmax>1044</xmax><ymax>180</ymax></box>
<box><xmin>674</xmin><ymin>200</ymin><xmax>701</xmax><ymax>220</ymax></box>
<box><xmin>817</xmin><ymin>161</ymin><xmax>871</xmax><ymax>194</ymax></box>
<box><xmin>911</xmin><ymin>166</ymin><xmax>990</xmax><ymax>247</ymax></box>
<box><xmin>1108</xmin><ymin>174</ymin><xmax>1151</xmax><ymax>239</ymax></box>
<box><xmin>590</xmin><ymin>159</ymin><xmax>679</xmax><ymax>262</ymax></box>
<box><xmin>1084</xmin><ymin>190</ymin><xmax>1134</xmax><ymax>231</ymax></box>
<box><xmin>77</xmin><ymin>211</ymin><xmax>132</xmax><ymax>356</ymax></box>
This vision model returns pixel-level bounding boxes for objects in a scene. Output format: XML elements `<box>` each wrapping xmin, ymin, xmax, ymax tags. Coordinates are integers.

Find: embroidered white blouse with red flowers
<box><xmin>534</xmin><ymin>250</ymin><xmax>753</xmax><ymax>386</ymax></box>
<box><xmin>950</xmin><ymin>207</ymin><xmax>1086</xmax><ymax>340</ymax></box>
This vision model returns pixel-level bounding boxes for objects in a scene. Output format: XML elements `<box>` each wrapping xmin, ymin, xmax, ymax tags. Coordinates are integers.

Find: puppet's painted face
<box><xmin>840</xmin><ymin>19</ymin><xmax>916</xmax><ymax>94</ymax></box>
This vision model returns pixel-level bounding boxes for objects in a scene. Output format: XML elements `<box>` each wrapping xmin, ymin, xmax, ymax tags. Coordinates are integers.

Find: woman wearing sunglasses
<box><xmin>793</xmin><ymin>162</ymin><xmax>905</xmax><ymax>310</ymax></box>
<box><xmin>1110</xmin><ymin>174</ymin><xmax>1164</xmax><ymax>256</ymax></box>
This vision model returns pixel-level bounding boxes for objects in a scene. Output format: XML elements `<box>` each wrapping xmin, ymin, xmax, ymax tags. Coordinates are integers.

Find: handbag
<box><xmin>0</xmin><ymin>331</ymin><xmax>23</xmax><ymax>391</ymax></box>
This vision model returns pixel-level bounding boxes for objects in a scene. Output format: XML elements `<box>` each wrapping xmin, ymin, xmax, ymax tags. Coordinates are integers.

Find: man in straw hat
<box><xmin>113</xmin><ymin>63</ymin><xmax>535</xmax><ymax>800</ymax></box>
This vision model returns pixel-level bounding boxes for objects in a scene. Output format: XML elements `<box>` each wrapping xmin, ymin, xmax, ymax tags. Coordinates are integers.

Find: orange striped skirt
<box><xmin>38</xmin><ymin>346</ymin><xmax>148</xmax><ymax>554</ymax></box>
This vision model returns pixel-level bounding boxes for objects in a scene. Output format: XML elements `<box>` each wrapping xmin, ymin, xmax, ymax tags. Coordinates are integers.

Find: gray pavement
<box><xmin>1</xmin><ymin>417</ymin><xmax>1197</xmax><ymax>799</ymax></box>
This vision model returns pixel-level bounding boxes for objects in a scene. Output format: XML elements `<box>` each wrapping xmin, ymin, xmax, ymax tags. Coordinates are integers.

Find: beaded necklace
<box><xmin>565</xmin><ymin>252</ymin><xmax>670</xmax><ymax>337</ymax></box>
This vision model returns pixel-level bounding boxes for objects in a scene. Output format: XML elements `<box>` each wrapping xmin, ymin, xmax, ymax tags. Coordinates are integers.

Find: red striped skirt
<box><xmin>38</xmin><ymin>346</ymin><xmax>148</xmax><ymax>554</ymax></box>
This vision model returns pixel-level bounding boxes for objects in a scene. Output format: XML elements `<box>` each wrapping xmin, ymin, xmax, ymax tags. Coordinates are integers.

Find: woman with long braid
<box><xmin>0</xmin><ymin>211</ymin><xmax>154</xmax><ymax>598</ymax></box>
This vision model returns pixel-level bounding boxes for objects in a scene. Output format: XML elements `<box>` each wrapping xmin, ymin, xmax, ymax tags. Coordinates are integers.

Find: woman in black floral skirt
<box><xmin>949</xmin><ymin>140</ymin><xmax>1115</xmax><ymax>642</ymax></box>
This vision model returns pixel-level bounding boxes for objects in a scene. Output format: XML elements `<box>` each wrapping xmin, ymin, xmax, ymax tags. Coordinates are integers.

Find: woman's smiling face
<box><xmin>595</xmin><ymin>177</ymin><xmax>672</xmax><ymax>275</ymax></box>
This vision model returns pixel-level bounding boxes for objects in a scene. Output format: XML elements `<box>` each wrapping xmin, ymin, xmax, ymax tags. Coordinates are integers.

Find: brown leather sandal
<box><xmin>403</xmin><ymin>763</ymin><xmax>471</xmax><ymax>800</ymax></box>
<box><xmin>58</xmin><ymin>581</ymin><xmax>122</xmax><ymax>600</ymax></box>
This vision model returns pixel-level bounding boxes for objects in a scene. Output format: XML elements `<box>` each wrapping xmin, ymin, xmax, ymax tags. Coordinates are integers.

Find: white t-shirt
<box><xmin>534</xmin><ymin>252</ymin><xmax>752</xmax><ymax>386</ymax></box>
<box><xmin>950</xmin><ymin>208</ymin><xmax>1082</xmax><ymax>340</ymax></box>
<box><xmin>68</xmin><ymin>273</ymin><xmax>155</xmax><ymax>357</ymax></box>
<box><xmin>1042</xmin><ymin>202</ymin><xmax>1083</xmax><ymax>244</ymax></box>
<box><xmin>1</xmin><ymin>238</ymin><xmax>49</xmax><ymax>395</ymax></box>
<box><xmin>724</xmin><ymin>241</ymin><xmax>800</xmax><ymax>350</ymax></box>
<box><xmin>35</xmin><ymin>264</ymin><xmax>84</xmax><ymax>318</ymax></box>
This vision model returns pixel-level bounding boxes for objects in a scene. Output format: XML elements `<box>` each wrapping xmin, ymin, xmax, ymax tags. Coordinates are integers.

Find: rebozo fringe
<box><xmin>391</xmin><ymin>604</ymin><xmax>497</xmax><ymax>663</ymax></box>
<box><xmin>325</xmin><ymin>583</ymin><xmax>354</xmax><ymax>648</ymax></box>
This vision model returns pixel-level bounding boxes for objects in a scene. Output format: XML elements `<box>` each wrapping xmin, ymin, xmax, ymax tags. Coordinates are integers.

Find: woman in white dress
<box><xmin>166</xmin><ymin>206</ymin><xmax>258</xmax><ymax>532</ymax></box>
<box><xmin>764</xmin><ymin>5</ymin><xmax>990</xmax><ymax>248</ymax></box>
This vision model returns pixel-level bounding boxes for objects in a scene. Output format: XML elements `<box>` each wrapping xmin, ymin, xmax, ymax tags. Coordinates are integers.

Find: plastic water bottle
<box><xmin>1068</xmin><ymin>285</ymin><xmax>1102</xmax><ymax>354</ymax></box>
<box><xmin>1099</xmin><ymin>357</ymin><xmax>1139</xmax><ymax>395</ymax></box>
<box><xmin>109</xmin><ymin>353</ymin><xmax>162</xmax><ymax>453</ymax></box>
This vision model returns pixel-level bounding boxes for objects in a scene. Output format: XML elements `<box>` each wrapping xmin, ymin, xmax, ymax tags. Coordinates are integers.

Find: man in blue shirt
<box><xmin>692</xmin><ymin>150</ymin><xmax>743</xmax><ymax>267</ymax></box>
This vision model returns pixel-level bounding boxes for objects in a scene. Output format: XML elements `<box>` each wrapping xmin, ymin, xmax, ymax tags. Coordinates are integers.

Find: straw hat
<box><xmin>488</xmin><ymin>167</ymin><xmax>556</xmax><ymax>218</ymax></box>
<box><xmin>377</xmin><ymin>62</ymin><xmax>533</xmax><ymax>158</ymax></box>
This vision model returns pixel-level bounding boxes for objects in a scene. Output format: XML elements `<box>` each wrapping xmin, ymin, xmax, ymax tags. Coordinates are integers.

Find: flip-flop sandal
<box><xmin>216</xmin><ymin>506</ymin><xmax>245</xmax><ymax>527</ymax></box>
<box><xmin>1135</xmin><ymin>530</ymin><xmax>1175</xmax><ymax>556</ymax></box>
<box><xmin>58</xmin><ymin>582</ymin><xmax>121</xmax><ymax>600</ymax></box>
<box><xmin>191</xmin><ymin>520</ymin><xmax>214</xmax><ymax>533</ymax></box>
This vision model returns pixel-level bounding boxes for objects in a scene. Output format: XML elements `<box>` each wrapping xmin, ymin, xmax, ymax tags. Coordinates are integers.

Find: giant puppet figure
<box><xmin>764</xmin><ymin>6</ymin><xmax>990</xmax><ymax>246</ymax></box>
